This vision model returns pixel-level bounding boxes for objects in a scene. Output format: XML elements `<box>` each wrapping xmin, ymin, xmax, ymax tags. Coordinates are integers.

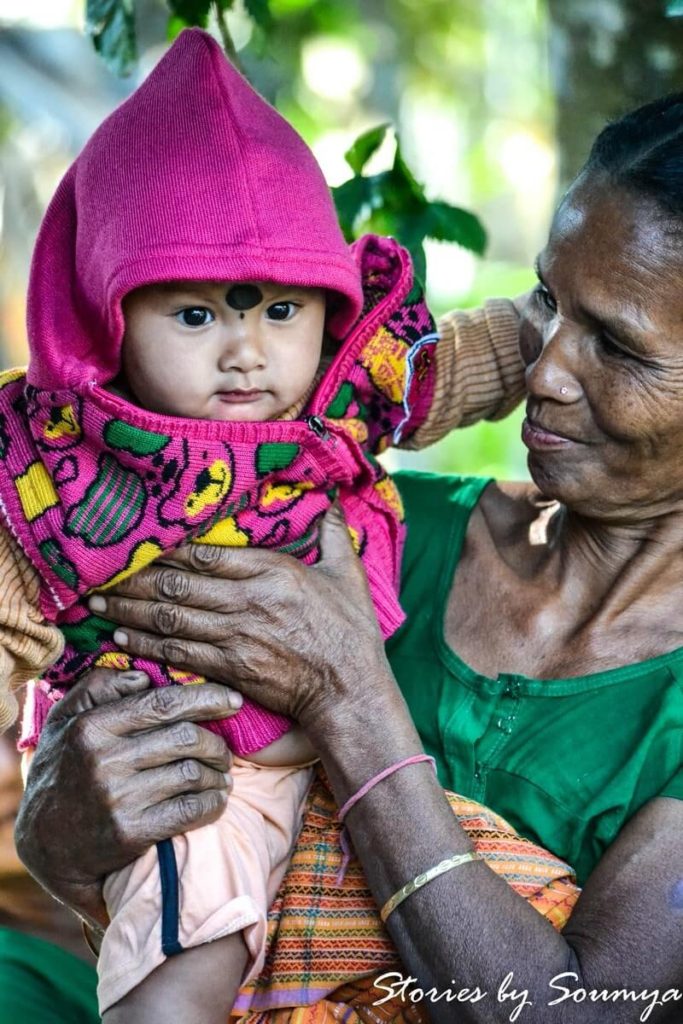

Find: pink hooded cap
<box><xmin>26</xmin><ymin>28</ymin><xmax>363</xmax><ymax>390</ymax></box>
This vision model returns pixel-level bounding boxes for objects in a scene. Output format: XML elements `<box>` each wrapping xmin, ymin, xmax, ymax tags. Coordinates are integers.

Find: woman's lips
<box><xmin>522</xmin><ymin>417</ymin><xmax>580</xmax><ymax>451</ymax></box>
<box><xmin>217</xmin><ymin>389</ymin><xmax>267</xmax><ymax>404</ymax></box>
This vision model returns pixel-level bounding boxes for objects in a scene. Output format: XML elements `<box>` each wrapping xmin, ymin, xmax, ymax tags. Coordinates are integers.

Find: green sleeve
<box><xmin>0</xmin><ymin>928</ymin><xmax>98</xmax><ymax>1024</ymax></box>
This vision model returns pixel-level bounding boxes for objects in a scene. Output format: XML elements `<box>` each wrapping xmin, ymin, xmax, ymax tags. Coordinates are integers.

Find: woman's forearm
<box><xmin>309</xmin><ymin>688</ymin><xmax>681</xmax><ymax>1024</ymax></box>
<box><xmin>309</xmin><ymin>687</ymin><xmax>571</xmax><ymax>1023</ymax></box>
<box><xmin>87</xmin><ymin>531</ymin><xmax>683</xmax><ymax>1021</ymax></box>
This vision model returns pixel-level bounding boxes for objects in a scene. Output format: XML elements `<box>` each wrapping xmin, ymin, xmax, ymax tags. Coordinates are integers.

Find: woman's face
<box><xmin>519</xmin><ymin>178</ymin><xmax>683</xmax><ymax>520</ymax></box>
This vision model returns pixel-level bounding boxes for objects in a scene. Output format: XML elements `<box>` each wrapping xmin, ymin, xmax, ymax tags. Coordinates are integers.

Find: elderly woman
<box><xmin>15</xmin><ymin>94</ymin><xmax>683</xmax><ymax>1023</ymax></box>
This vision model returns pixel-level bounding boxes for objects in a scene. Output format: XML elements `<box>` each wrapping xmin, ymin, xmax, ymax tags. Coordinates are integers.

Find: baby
<box><xmin>0</xmin><ymin>28</ymin><xmax>525</xmax><ymax>1023</ymax></box>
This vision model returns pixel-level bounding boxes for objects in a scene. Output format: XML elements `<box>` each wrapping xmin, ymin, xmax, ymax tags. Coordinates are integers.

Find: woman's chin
<box><xmin>527</xmin><ymin>452</ymin><xmax>585</xmax><ymax>506</ymax></box>
<box><xmin>527</xmin><ymin>454</ymin><xmax>620</xmax><ymax>519</ymax></box>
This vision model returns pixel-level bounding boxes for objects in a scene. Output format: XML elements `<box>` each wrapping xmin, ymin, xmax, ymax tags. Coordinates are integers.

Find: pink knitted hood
<box><xmin>26</xmin><ymin>28</ymin><xmax>363</xmax><ymax>391</ymax></box>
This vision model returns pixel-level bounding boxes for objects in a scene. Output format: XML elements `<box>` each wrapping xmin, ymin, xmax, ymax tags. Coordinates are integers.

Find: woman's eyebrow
<box><xmin>583</xmin><ymin>307</ymin><xmax>647</xmax><ymax>351</ymax></box>
<box><xmin>532</xmin><ymin>257</ymin><xmax>646</xmax><ymax>351</ymax></box>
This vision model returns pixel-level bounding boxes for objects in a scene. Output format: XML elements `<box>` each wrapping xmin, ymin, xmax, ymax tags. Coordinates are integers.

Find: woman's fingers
<box><xmin>137</xmin><ymin>787</ymin><xmax>230</xmax><ymax>846</ymax></box>
<box><xmin>97</xmin><ymin>680</ymin><xmax>243</xmax><ymax>737</ymax></box>
<box><xmin>15</xmin><ymin>667</ymin><xmax>242</xmax><ymax>923</ymax></box>
<box><xmin>158</xmin><ymin>541</ymin><xmax>292</xmax><ymax>579</ymax></box>
<box><xmin>48</xmin><ymin>667</ymin><xmax>152</xmax><ymax>720</ymax></box>
<box><xmin>315</xmin><ymin>501</ymin><xmax>361</xmax><ymax>574</ymax></box>
<box><xmin>102</xmin><ymin>562</ymin><xmax>256</xmax><ymax>611</ymax></box>
<box><xmin>122</xmin><ymin>757</ymin><xmax>231</xmax><ymax>826</ymax></box>
<box><xmin>125</xmin><ymin>719</ymin><xmax>233</xmax><ymax>773</ymax></box>
<box><xmin>111</xmin><ymin>631</ymin><xmax>248</xmax><ymax>685</ymax></box>
<box><xmin>90</xmin><ymin>594</ymin><xmax>236</xmax><ymax>644</ymax></box>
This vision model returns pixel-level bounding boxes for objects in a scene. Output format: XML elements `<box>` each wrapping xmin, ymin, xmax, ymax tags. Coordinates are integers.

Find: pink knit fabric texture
<box><xmin>6</xmin><ymin>31</ymin><xmax>439</xmax><ymax>756</ymax></box>
<box><xmin>26</xmin><ymin>28</ymin><xmax>363</xmax><ymax>393</ymax></box>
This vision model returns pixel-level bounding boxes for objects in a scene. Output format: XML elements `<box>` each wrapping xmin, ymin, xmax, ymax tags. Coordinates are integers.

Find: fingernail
<box><xmin>228</xmin><ymin>691</ymin><xmax>243</xmax><ymax>710</ymax></box>
<box><xmin>89</xmin><ymin>595</ymin><xmax>107</xmax><ymax>612</ymax></box>
<box><xmin>122</xmin><ymin>671</ymin><xmax>148</xmax><ymax>683</ymax></box>
<box><xmin>113</xmin><ymin>630</ymin><xmax>129</xmax><ymax>646</ymax></box>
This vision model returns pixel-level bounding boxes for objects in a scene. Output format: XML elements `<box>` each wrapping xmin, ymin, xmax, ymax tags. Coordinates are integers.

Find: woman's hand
<box><xmin>15</xmin><ymin>668</ymin><xmax>240</xmax><ymax>930</ymax></box>
<box><xmin>87</xmin><ymin>507</ymin><xmax>393</xmax><ymax>733</ymax></box>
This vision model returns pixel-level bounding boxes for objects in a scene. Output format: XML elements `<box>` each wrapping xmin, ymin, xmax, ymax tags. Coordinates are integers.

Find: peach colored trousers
<box><xmin>97</xmin><ymin>756</ymin><xmax>314</xmax><ymax>1013</ymax></box>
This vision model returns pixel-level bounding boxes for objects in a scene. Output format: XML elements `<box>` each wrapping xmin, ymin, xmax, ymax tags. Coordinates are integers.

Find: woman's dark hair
<box><xmin>584</xmin><ymin>93</ymin><xmax>683</xmax><ymax>219</ymax></box>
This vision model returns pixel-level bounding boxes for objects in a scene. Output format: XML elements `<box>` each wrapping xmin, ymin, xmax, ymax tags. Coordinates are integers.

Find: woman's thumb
<box><xmin>318</xmin><ymin>502</ymin><xmax>356</xmax><ymax>569</ymax></box>
<box><xmin>49</xmin><ymin>668</ymin><xmax>150</xmax><ymax>720</ymax></box>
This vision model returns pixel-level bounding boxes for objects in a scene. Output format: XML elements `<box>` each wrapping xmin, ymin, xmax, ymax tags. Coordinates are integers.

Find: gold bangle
<box><xmin>380</xmin><ymin>851</ymin><xmax>484</xmax><ymax>923</ymax></box>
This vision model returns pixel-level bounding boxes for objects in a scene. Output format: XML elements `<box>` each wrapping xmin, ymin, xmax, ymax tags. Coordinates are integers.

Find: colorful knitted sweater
<box><xmin>3</xmin><ymin>234</ymin><xmax>438</xmax><ymax>756</ymax></box>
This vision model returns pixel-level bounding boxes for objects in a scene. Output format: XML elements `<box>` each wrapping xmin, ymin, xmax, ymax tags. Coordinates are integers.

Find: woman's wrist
<box><xmin>304</xmin><ymin>670</ymin><xmax>428</xmax><ymax>805</ymax></box>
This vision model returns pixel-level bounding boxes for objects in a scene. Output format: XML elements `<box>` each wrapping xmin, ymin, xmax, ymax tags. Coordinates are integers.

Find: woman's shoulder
<box><xmin>393</xmin><ymin>470</ymin><xmax>542</xmax><ymax>535</ymax></box>
<box><xmin>393</xmin><ymin>471</ymin><xmax>555</xmax><ymax>594</ymax></box>
<box><xmin>393</xmin><ymin>470</ymin><xmax>491</xmax><ymax>521</ymax></box>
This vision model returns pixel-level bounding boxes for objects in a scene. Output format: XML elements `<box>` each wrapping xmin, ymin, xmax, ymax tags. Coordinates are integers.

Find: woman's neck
<box><xmin>448</xmin><ymin>484</ymin><xmax>683</xmax><ymax>679</ymax></box>
<box><xmin>535</xmin><ymin>501</ymin><xmax>683</xmax><ymax>632</ymax></box>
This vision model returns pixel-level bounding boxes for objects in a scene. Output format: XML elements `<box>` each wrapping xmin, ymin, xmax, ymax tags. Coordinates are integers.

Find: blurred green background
<box><xmin>1</xmin><ymin>0</ymin><xmax>683</xmax><ymax>480</ymax></box>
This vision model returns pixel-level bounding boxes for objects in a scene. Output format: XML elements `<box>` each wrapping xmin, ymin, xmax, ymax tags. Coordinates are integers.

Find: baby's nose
<box><xmin>218</xmin><ymin>322</ymin><xmax>266</xmax><ymax>372</ymax></box>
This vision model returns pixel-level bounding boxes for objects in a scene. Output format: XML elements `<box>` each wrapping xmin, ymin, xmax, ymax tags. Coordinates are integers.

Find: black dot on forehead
<box><xmin>226</xmin><ymin>284</ymin><xmax>263</xmax><ymax>310</ymax></box>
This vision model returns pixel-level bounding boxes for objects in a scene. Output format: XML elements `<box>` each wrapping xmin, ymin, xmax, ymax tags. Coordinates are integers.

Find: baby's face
<box><xmin>119</xmin><ymin>280</ymin><xmax>326</xmax><ymax>421</ymax></box>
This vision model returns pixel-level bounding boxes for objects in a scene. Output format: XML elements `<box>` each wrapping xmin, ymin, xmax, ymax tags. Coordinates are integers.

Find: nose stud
<box><xmin>560</xmin><ymin>386</ymin><xmax>568</xmax><ymax>395</ymax></box>
<box><xmin>226</xmin><ymin>284</ymin><xmax>262</xmax><ymax>310</ymax></box>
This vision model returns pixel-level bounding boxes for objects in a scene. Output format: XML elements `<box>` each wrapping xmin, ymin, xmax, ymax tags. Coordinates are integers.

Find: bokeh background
<box><xmin>1</xmin><ymin>0</ymin><xmax>683</xmax><ymax>480</ymax></box>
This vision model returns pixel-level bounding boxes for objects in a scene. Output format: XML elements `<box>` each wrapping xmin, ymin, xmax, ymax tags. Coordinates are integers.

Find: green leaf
<box><xmin>392</xmin><ymin>140</ymin><xmax>427</xmax><ymax>204</ymax></box>
<box><xmin>244</xmin><ymin>0</ymin><xmax>274</xmax><ymax>29</ymax></box>
<box><xmin>166</xmin><ymin>0</ymin><xmax>213</xmax><ymax>26</ymax></box>
<box><xmin>333</xmin><ymin>124</ymin><xmax>485</xmax><ymax>280</ymax></box>
<box><xmin>86</xmin><ymin>0</ymin><xmax>137</xmax><ymax>76</ymax></box>
<box><xmin>331</xmin><ymin>175</ymin><xmax>375</xmax><ymax>238</ymax></box>
<box><xmin>167</xmin><ymin>14</ymin><xmax>190</xmax><ymax>39</ymax></box>
<box><xmin>344</xmin><ymin>123</ymin><xmax>390</xmax><ymax>175</ymax></box>
<box><xmin>409</xmin><ymin>242</ymin><xmax>427</xmax><ymax>287</ymax></box>
<box><xmin>421</xmin><ymin>200</ymin><xmax>487</xmax><ymax>255</ymax></box>
<box><xmin>269</xmin><ymin>0</ymin><xmax>316</xmax><ymax>13</ymax></box>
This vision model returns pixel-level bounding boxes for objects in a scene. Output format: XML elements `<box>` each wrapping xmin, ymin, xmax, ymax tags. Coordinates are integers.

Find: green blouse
<box><xmin>386</xmin><ymin>472</ymin><xmax>683</xmax><ymax>885</ymax></box>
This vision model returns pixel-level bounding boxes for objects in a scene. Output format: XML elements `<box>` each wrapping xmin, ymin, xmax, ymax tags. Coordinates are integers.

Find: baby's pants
<box><xmin>97</xmin><ymin>756</ymin><xmax>314</xmax><ymax>1014</ymax></box>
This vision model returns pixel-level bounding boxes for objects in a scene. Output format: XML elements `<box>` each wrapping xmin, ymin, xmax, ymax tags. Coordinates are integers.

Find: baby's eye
<box><xmin>535</xmin><ymin>283</ymin><xmax>557</xmax><ymax>314</ymax></box>
<box><xmin>176</xmin><ymin>307</ymin><xmax>214</xmax><ymax>328</ymax></box>
<box><xmin>266</xmin><ymin>301</ymin><xmax>299</xmax><ymax>322</ymax></box>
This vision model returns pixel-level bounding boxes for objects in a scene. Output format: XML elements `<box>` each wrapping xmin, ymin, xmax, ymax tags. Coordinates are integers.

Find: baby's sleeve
<box><xmin>402</xmin><ymin>298</ymin><xmax>525</xmax><ymax>450</ymax></box>
<box><xmin>0</xmin><ymin>526</ymin><xmax>64</xmax><ymax>733</ymax></box>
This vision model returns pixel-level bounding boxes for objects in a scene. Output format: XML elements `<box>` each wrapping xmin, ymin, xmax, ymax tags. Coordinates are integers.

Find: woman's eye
<box><xmin>599</xmin><ymin>333</ymin><xmax>631</xmax><ymax>359</ymax></box>
<box><xmin>536</xmin><ymin>284</ymin><xmax>557</xmax><ymax>314</ymax></box>
<box><xmin>176</xmin><ymin>307</ymin><xmax>214</xmax><ymax>327</ymax></box>
<box><xmin>266</xmin><ymin>302</ymin><xmax>298</xmax><ymax>322</ymax></box>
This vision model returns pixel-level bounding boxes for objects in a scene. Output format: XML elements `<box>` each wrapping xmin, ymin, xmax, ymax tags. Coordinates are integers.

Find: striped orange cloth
<box><xmin>232</xmin><ymin>770</ymin><xmax>579</xmax><ymax>1023</ymax></box>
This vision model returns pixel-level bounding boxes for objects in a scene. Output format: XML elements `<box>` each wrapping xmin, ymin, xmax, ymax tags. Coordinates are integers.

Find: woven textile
<box><xmin>232</xmin><ymin>771</ymin><xmax>579</xmax><ymax>1019</ymax></box>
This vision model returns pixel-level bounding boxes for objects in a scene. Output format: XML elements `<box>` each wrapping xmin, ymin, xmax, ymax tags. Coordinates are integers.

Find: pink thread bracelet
<box><xmin>337</xmin><ymin>754</ymin><xmax>437</xmax><ymax>822</ymax></box>
<box><xmin>335</xmin><ymin>754</ymin><xmax>436</xmax><ymax>885</ymax></box>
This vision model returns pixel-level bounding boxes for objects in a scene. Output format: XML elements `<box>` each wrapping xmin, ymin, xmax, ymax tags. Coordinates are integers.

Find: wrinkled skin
<box><xmin>15</xmin><ymin>669</ymin><xmax>240</xmax><ymax>930</ymax></box>
<box><xmin>16</xmin><ymin>507</ymin><xmax>392</xmax><ymax>929</ymax></box>
<box><xmin>15</xmin><ymin>183</ymin><xmax>683</xmax><ymax>1022</ymax></box>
